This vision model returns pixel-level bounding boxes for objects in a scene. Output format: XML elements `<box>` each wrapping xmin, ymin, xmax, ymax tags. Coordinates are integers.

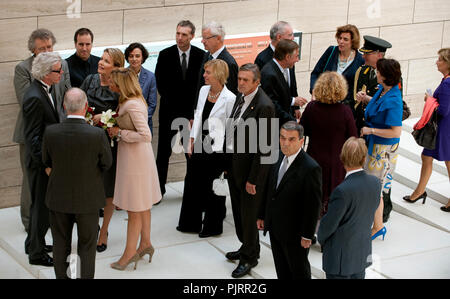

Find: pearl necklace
<box><xmin>208</xmin><ymin>89</ymin><xmax>221</xmax><ymax>100</ymax></box>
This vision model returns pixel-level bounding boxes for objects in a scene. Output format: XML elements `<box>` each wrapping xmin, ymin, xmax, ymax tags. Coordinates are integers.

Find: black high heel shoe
<box><xmin>440</xmin><ymin>206</ymin><xmax>450</xmax><ymax>212</ymax></box>
<box><xmin>96</xmin><ymin>232</ymin><xmax>108</xmax><ymax>253</ymax></box>
<box><xmin>403</xmin><ymin>191</ymin><xmax>427</xmax><ymax>204</ymax></box>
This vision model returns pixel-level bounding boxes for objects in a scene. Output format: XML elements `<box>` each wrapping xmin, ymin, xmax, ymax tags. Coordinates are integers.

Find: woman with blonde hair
<box><xmin>300</xmin><ymin>71</ymin><xmax>357</xmax><ymax>216</ymax></box>
<box><xmin>107</xmin><ymin>68</ymin><xmax>161</xmax><ymax>270</ymax></box>
<box><xmin>80</xmin><ymin>48</ymin><xmax>125</xmax><ymax>253</ymax></box>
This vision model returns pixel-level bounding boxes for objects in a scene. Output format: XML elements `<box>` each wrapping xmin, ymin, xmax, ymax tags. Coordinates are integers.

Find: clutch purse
<box><xmin>212</xmin><ymin>172</ymin><xmax>230</xmax><ymax>196</ymax></box>
<box><xmin>116</xmin><ymin>112</ymin><xmax>136</xmax><ymax>131</ymax></box>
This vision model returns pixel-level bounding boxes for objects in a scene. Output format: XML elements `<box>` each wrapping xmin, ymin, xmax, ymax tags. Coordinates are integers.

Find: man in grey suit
<box><xmin>318</xmin><ymin>137</ymin><xmax>380</xmax><ymax>279</ymax></box>
<box><xmin>42</xmin><ymin>88</ymin><xmax>112</xmax><ymax>279</ymax></box>
<box><xmin>13</xmin><ymin>28</ymin><xmax>71</xmax><ymax>232</ymax></box>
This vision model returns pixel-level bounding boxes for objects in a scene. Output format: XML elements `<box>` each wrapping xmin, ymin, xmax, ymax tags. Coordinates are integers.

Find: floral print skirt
<box><xmin>364</xmin><ymin>143</ymin><xmax>399</xmax><ymax>195</ymax></box>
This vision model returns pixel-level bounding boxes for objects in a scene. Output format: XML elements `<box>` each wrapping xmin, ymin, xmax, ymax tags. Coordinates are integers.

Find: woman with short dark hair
<box><xmin>361</xmin><ymin>58</ymin><xmax>403</xmax><ymax>240</ymax></box>
<box><xmin>124</xmin><ymin>42</ymin><xmax>157</xmax><ymax>134</ymax></box>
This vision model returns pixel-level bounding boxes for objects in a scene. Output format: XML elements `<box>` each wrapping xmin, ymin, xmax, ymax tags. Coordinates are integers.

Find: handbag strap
<box><xmin>323</xmin><ymin>46</ymin><xmax>336</xmax><ymax>72</ymax></box>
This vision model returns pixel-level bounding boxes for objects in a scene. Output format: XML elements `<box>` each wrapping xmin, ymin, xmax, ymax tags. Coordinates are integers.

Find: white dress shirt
<box><xmin>178</xmin><ymin>45</ymin><xmax>191</xmax><ymax>66</ymax></box>
<box><xmin>211</xmin><ymin>46</ymin><xmax>225</xmax><ymax>59</ymax></box>
<box><xmin>67</xmin><ymin>115</ymin><xmax>85</xmax><ymax>120</ymax></box>
<box><xmin>39</xmin><ymin>80</ymin><xmax>55</xmax><ymax>109</ymax></box>
<box><xmin>345</xmin><ymin>168</ymin><xmax>364</xmax><ymax>179</ymax></box>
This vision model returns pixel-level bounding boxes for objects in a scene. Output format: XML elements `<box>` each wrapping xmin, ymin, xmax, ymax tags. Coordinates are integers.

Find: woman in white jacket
<box><xmin>177</xmin><ymin>59</ymin><xmax>236</xmax><ymax>238</ymax></box>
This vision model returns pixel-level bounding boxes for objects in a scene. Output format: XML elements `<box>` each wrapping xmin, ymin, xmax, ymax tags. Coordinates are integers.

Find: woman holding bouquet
<box><xmin>107</xmin><ymin>68</ymin><xmax>161</xmax><ymax>270</ymax></box>
<box><xmin>80</xmin><ymin>48</ymin><xmax>125</xmax><ymax>253</ymax></box>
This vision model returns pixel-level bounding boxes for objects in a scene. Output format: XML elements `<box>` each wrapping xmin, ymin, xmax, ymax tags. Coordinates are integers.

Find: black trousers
<box><xmin>228</xmin><ymin>173</ymin><xmax>260</xmax><ymax>264</ymax></box>
<box><xmin>49</xmin><ymin>210</ymin><xmax>99</xmax><ymax>279</ymax></box>
<box><xmin>178</xmin><ymin>152</ymin><xmax>226</xmax><ymax>233</ymax></box>
<box><xmin>326</xmin><ymin>270</ymin><xmax>365</xmax><ymax>279</ymax></box>
<box><xmin>269</xmin><ymin>232</ymin><xmax>311</xmax><ymax>279</ymax></box>
<box><xmin>156</xmin><ymin>116</ymin><xmax>189</xmax><ymax>195</ymax></box>
<box><xmin>25</xmin><ymin>167</ymin><xmax>50</xmax><ymax>260</ymax></box>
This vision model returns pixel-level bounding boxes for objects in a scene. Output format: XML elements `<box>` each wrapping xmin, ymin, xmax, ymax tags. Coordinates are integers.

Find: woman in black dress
<box><xmin>80</xmin><ymin>48</ymin><xmax>125</xmax><ymax>252</ymax></box>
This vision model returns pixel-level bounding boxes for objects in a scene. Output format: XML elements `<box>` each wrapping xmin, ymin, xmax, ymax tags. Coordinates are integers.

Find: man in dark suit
<box><xmin>255</xmin><ymin>21</ymin><xmax>299</xmax><ymax>111</ymax></box>
<box><xmin>22</xmin><ymin>52</ymin><xmax>65</xmax><ymax>267</ymax></box>
<box><xmin>260</xmin><ymin>40</ymin><xmax>307</xmax><ymax>127</ymax></box>
<box><xmin>257</xmin><ymin>121</ymin><xmax>322</xmax><ymax>279</ymax></box>
<box><xmin>195</xmin><ymin>21</ymin><xmax>239</xmax><ymax>108</ymax></box>
<box><xmin>318</xmin><ymin>137</ymin><xmax>380</xmax><ymax>279</ymax></box>
<box><xmin>42</xmin><ymin>88</ymin><xmax>112</xmax><ymax>279</ymax></box>
<box><xmin>225</xmin><ymin>63</ymin><xmax>275</xmax><ymax>278</ymax></box>
<box><xmin>13</xmin><ymin>28</ymin><xmax>71</xmax><ymax>232</ymax></box>
<box><xmin>66</xmin><ymin>28</ymin><xmax>100</xmax><ymax>88</ymax></box>
<box><xmin>155</xmin><ymin>20</ymin><xmax>205</xmax><ymax>196</ymax></box>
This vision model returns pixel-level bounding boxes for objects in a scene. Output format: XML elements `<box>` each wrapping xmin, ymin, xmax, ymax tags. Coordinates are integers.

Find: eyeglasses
<box><xmin>51</xmin><ymin>67</ymin><xmax>62</xmax><ymax>73</ymax></box>
<box><xmin>202</xmin><ymin>35</ymin><xmax>217</xmax><ymax>41</ymax></box>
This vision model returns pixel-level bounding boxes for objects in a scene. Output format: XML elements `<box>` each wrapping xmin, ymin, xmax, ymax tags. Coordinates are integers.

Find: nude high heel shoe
<box><xmin>139</xmin><ymin>246</ymin><xmax>155</xmax><ymax>263</ymax></box>
<box><xmin>111</xmin><ymin>253</ymin><xmax>140</xmax><ymax>271</ymax></box>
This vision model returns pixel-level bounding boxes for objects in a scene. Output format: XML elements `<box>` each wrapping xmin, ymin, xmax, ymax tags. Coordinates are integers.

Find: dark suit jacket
<box><xmin>195</xmin><ymin>47</ymin><xmax>239</xmax><ymax>115</ymax></box>
<box><xmin>310</xmin><ymin>46</ymin><xmax>364</xmax><ymax>104</ymax></box>
<box><xmin>155</xmin><ymin>44</ymin><xmax>205</xmax><ymax>120</ymax></box>
<box><xmin>42</xmin><ymin>118</ymin><xmax>112</xmax><ymax>214</ymax></box>
<box><xmin>228</xmin><ymin>88</ymin><xmax>275</xmax><ymax>203</ymax></box>
<box><xmin>260</xmin><ymin>60</ymin><xmax>297</xmax><ymax>126</ymax></box>
<box><xmin>255</xmin><ymin>46</ymin><xmax>298</xmax><ymax>98</ymax></box>
<box><xmin>259</xmin><ymin>149</ymin><xmax>322</xmax><ymax>242</ymax></box>
<box><xmin>317</xmin><ymin>170</ymin><xmax>380</xmax><ymax>276</ymax></box>
<box><xmin>22</xmin><ymin>80</ymin><xmax>60</xmax><ymax>170</ymax></box>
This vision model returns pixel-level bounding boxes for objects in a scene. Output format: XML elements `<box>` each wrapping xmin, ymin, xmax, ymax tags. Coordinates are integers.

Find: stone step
<box><xmin>398</xmin><ymin>130</ymin><xmax>448</xmax><ymax>176</ymax></box>
<box><xmin>391</xmin><ymin>180</ymin><xmax>450</xmax><ymax>233</ymax></box>
<box><xmin>393</xmin><ymin>155</ymin><xmax>449</xmax><ymax>205</ymax></box>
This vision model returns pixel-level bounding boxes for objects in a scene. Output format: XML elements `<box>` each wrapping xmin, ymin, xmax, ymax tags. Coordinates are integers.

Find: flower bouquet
<box><xmin>85</xmin><ymin>106</ymin><xmax>95</xmax><ymax>125</ymax></box>
<box><xmin>98</xmin><ymin>109</ymin><xmax>119</xmax><ymax>147</ymax></box>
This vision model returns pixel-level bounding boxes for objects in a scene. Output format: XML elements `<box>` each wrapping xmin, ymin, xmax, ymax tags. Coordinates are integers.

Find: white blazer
<box><xmin>191</xmin><ymin>85</ymin><xmax>236</xmax><ymax>152</ymax></box>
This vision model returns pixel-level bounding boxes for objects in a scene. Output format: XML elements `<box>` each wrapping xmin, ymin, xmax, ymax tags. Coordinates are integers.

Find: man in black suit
<box><xmin>42</xmin><ymin>88</ymin><xmax>112</xmax><ymax>279</ymax></box>
<box><xmin>260</xmin><ymin>40</ymin><xmax>307</xmax><ymax>127</ymax></box>
<box><xmin>22</xmin><ymin>52</ymin><xmax>65</xmax><ymax>267</ymax></box>
<box><xmin>195</xmin><ymin>21</ymin><xmax>239</xmax><ymax>108</ymax></box>
<box><xmin>258</xmin><ymin>121</ymin><xmax>322</xmax><ymax>279</ymax></box>
<box><xmin>255</xmin><ymin>21</ymin><xmax>299</xmax><ymax>110</ymax></box>
<box><xmin>318</xmin><ymin>137</ymin><xmax>380</xmax><ymax>279</ymax></box>
<box><xmin>225</xmin><ymin>63</ymin><xmax>276</xmax><ymax>278</ymax></box>
<box><xmin>155</xmin><ymin>20</ymin><xmax>205</xmax><ymax>196</ymax></box>
<box><xmin>66</xmin><ymin>28</ymin><xmax>100</xmax><ymax>88</ymax></box>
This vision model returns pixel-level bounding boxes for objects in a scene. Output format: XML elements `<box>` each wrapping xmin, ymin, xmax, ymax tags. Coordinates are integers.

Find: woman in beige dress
<box><xmin>107</xmin><ymin>68</ymin><xmax>161</xmax><ymax>270</ymax></box>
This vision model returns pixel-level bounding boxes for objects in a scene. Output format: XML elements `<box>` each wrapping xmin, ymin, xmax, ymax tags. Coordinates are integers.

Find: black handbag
<box><xmin>412</xmin><ymin>109</ymin><xmax>438</xmax><ymax>150</ymax></box>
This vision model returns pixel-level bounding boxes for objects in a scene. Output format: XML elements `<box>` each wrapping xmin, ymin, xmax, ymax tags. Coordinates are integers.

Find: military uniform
<box><xmin>353</xmin><ymin>64</ymin><xmax>379</xmax><ymax>132</ymax></box>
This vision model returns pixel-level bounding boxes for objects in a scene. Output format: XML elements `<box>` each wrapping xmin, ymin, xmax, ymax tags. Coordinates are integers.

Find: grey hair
<box><xmin>28</xmin><ymin>28</ymin><xmax>56</xmax><ymax>53</ymax></box>
<box><xmin>281</xmin><ymin>121</ymin><xmax>304</xmax><ymax>139</ymax></box>
<box><xmin>31</xmin><ymin>52</ymin><xmax>61</xmax><ymax>81</ymax></box>
<box><xmin>269</xmin><ymin>21</ymin><xmax>290</xmax><ymax>41</ymax></box>
<box><xmin>202</xmin><ymin>21</ymin><xmax>225</xmax><ymax>40</ymax></box>
<box><xmin>239</xmin><ymin>63</ymin><xmax>261</xmax><ymax>82</ymax></box>
<box><xmin>64</xmin><ymin>88</ymin><xmax>87</xmax><ymax>113</ymax></box>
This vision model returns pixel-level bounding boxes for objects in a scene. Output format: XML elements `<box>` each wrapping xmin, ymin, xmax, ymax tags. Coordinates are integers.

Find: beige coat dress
<box><xmin>113</xmin><ymin>98</ymin><xmax>161</xmax><ymax>211</ymax></box>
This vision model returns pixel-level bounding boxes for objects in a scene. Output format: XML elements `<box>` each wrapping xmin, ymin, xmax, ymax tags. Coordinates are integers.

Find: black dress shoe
<box><xmin>231</xmin><ymin>261</ymin><xmax>258</xmax><ymax>278</ymax></box>
<box><xmin>96</xmin><ymin>243</ymin><xmax>107</xmax><ymax>253</ymax></box>
<box><xmin>176</xmin><ymin>226</ymin><xmax>200</xmax><ymax>233</ymax></box>
<box><xmin>29</xmin><ymin>253</ymin><xmax>54</xmax><ymax>267</ymax></box>
<box><xmin>441</xmin><ymin>206</ymin><xmax>450</xmax><ymax>212</ymax></box>
<box><xmin>198</xmin><ymin>230</ymin><xmax>222</xmax><ymax>238</ymax></box>
<box><xmin>225</xmin><ymin>251</ymin><xmax>241</xmax><ymax>261</ymax></box>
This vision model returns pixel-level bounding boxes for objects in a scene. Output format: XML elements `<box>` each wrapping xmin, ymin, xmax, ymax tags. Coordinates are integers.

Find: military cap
<box><xmin>359</xmin><ymin>36</ymin><xmax>392</xmax><ymax>53</ymax></box>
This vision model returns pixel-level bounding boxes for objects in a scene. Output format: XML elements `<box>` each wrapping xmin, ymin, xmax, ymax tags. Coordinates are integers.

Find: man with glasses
<box><xmin>194</xmin><ymin>21</ymin><xmax>238</xmax><ymax>112</ymax></box>
<box><xmin>13</xmin><ymin>28</ymin><xmax>71</xmax><ymax>234</ymax></box>
<box><xmin>22</xmin><ymin>52</ymin><xmax>65</xmax><ymax>267</ymax></box>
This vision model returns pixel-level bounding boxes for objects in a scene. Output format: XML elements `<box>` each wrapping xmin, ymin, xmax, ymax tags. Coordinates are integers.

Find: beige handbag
<box><xmin>116</xmin><ymin>112</ymin><xmax>136</xmax><ymax>131</ymax></box>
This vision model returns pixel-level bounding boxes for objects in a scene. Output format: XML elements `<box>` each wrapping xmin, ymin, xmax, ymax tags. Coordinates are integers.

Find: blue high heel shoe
<box><xmin>372</xmin><ymin>227</ymin><xmax>387</xmax><ymax>241</ymax></box>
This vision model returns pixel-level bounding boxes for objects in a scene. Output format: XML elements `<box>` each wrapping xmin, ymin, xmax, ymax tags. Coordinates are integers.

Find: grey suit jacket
<box><xmin>13</xmin><ymin>55</ymin><xmax>71</xmax><ymax>143</ymax></box>
<box><xmin>317</xmin><ymin>170</ymin><xmax>381</xmax><ymax>276</ymax></box>
<box><xmin>42</xmin><ymin>118</ymin><xmax>112</xmax><ymax>214</ymax></box>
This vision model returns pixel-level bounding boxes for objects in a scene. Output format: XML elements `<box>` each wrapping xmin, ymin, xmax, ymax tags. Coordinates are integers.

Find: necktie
<box><xmin>277</xmin><ymin>156</ymin><xmax>288</xmax><ymax>188</ymax></box>
<box><xmin>283</xmin><ymin>69</ymin><xmax>290</xmax><ymax>87</ymax></box>
<box><xmin>208</xmin><ymin>54</ymin><xmax>213</xmax><ymax>61</ymax></box>
<box><xmin>181</xmin><ymin>52</ymin><xmax>187</xmax><ymax>80</ymax></box>
<box><xmin>233</xmin><ymin>96</ymin><xmax>245</xmax><ymax>121</ymax></box>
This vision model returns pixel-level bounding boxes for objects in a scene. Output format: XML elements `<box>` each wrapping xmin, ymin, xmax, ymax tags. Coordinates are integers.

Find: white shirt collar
<box><xmin>39</xmin><ymin>80</ymin><xmax>51</xmax><ymax>93</ymax></box>
<box><xmin>273</xmin><ymin>58</ymin><xmax>288</xmax><ymax>75</ymax></box>
<box><xmin>211</xmin><ymin>45</ymin><xmax>225</xmax><ymax>59</ymax></box>
<box><xmin>177</xmin><ymin>45</ymin><xmax>191</xmax><ymax>57</ymax></box>
<box><xmin>345</xmin><ymin>168</ymin><xmax>364</xmax><ymax>178</ymax></box>
<box><xmin>270</xmin><ymin>43</ymin><xmax>275</xmax><ymax>52</ymax></box>
<box><xmin>284</xmin><ymin>146</ymin><xmax>302</xmax><ymax>169</ymax></box>
<box><xmin>67</xmin><ymin>115</ymin><xmax>85</xmax><ymax>120</ymax></box>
